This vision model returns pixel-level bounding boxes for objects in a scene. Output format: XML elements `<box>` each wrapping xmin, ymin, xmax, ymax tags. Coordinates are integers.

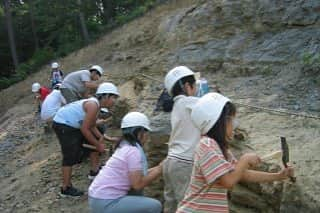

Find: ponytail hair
<box><xmin>114</xmin><ymin>127</ymin><xmax>145</xmax><ymax>150</ymax></box>
<box><xmin>171</xmin><ymin>75</ymin><xmax>196</xmax><ymax>98</ymax></box>
<box><xmin>206</xmin><ymin>102</ymin><xmax>236</xmax><ymax>159</ymax></box>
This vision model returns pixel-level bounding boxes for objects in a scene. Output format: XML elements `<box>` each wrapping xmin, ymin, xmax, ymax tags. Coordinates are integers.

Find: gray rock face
<box><xmin>152</xmin><ymin>0</ymin><xmax>320</xmax><ymax>212</ymax></box>
<box><xmin>0</xmin><ymin>0</ymin><xmax>319</xmax><ymax>212</ymax></box>
<box><xmin>161</xmin><ymin>1</ymin><xmax>320</xmax><ymax>68</ymax></box>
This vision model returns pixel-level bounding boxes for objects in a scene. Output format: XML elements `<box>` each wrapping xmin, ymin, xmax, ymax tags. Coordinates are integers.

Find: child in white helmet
<box><xmin>88</xmin><ymin>112</ymin><xmax>163</xmax><ymax>213</ymax></box>
<box><xmin>40</xmin><ymin>83</ymin><xmax>66</xmax><ymax>122</ymax></box>
<box><xmin>50</xmin><ymin>62</ymin><xmax>64</xmax><ymax>88</ymax></box>
<box><xmin>177</xmin><ymin>93</ymin><xmax>294</xmax><ymax>212</ymax></box>
<box><xmin>52</xmin><ymin>82</ymin><xmax>119</xmax><ymax>197</ymax></box>
<box><xmin>163</xmin><ymin>66</ymin><xmax>201</xmax><ymax>213</ymax></box>
<box><xmin>40</xmin><ymin>83</ymin><xmax>66</xmax><ymax>133</ymax></box>
<box><xmin>60</xmin><ymin>65</ymin><xmax>104</xmax><ymax>103</ymax></box>
<box><xmin>31</xmin><ymin>82</ymin><xmax>51</xmax><ymax>113</ymax></box>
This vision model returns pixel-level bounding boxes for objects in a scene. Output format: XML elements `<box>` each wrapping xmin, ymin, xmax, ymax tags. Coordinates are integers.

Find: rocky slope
<box><xmin>0</xmin><ymin>0</ymin><xmax>319</xmax><ymax>212</ymax></box>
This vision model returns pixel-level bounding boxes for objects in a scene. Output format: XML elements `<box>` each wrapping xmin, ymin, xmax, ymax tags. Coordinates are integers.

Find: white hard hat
<box><xmin>100</xmin><ymin>108</ymin><xmax>109</xmax><ymax>113</ymax></box>
<box><xmin>96</xmin><ymin>82</ymin><xmax>120</xmax><ymax>96</ymax></box>
<box><xmin>51</xmin><ymin>62</ymin><xmax>59</xmax><ymax>69</ymax></box>
<box><xmin>90</xmin><ymin>65</ymin><xmax>104</xmax><ymax>76</ymax></box>
<box><xmin>32</xmin><ymin>82</ymin><xmax>41</xmax><ymax>92</ymax></box>
<box><xmin>121</xmin><ymin>112</ymin><xmax>151</xmax><ymax>131</ymax></box>
<box><xmin>53</xmin><ymin>83</ymin><xmax>62</xmax><ymax>89</ymax></box>
<box><xmin>191</xmin><ymin>92</ymin><xmax>230</xmax><ymax>135</ymax></box>
<box><xmin>164</xmin><ymin>66</ymin><xmax>195</xmax><ymax>95</ymax></box>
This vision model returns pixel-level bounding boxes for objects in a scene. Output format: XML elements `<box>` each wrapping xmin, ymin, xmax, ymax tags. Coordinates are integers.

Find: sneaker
<box><xmin>88</xmin><ymin>170</ymin><xmax>99</xmax><ymax>180</ymax></box>
<box><xmin>60</xmin><ymin>186</ymin><xmax>84</xmax><ymax>197</ymax></box>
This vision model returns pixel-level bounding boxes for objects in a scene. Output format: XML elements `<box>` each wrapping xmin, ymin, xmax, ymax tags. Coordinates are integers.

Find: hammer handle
<box><xmin>82</xmin><ymin>143</ymin><xmax>108</xmax><ymax>152</ymax></box>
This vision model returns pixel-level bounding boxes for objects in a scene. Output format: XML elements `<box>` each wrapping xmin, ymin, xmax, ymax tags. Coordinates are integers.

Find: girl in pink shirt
<box><xmin>88</xmin><ymin>112</ymin><xmax>163</xmax><ymax>213</ymax></box>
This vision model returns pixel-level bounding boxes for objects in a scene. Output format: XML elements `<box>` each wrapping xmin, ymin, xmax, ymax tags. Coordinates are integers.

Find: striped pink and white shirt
<box><xmin>177</xmin><ymin>136</ymin><xmax>236</xmax><ymax>213</ymax></box>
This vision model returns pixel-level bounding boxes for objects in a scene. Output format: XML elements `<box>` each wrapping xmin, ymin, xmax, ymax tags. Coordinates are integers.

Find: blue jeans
<box><xmin>88</xmin><ymin>195</ymin><xmax>162</xmax><ymax>213</ymax></box>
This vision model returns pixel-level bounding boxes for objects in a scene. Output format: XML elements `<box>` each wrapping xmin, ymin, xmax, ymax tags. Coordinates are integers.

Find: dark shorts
<box><xmin>60</xmin><ymin>88</ymin><xmax>81</xmax><ymax>104</ymax></box>
<box><xmin>52</xmin><ymin>122</ymin><xmax>94</xmax><ymax>166</ymax></box>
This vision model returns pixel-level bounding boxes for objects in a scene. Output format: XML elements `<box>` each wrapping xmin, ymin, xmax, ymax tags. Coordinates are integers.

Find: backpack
<box><xmin>155</xmin><ymin>89</ymin><xmax>174</xmax><ymax>112</ymax></box>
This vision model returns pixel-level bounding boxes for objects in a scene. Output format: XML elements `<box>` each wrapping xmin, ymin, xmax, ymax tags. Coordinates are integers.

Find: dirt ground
<box><xmin>0</xmin><ymin>0</ymin><xmax>319</xmax><ymax>212</ymax></box>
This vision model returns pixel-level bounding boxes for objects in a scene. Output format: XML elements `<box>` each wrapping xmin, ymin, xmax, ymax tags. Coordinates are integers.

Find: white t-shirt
<box><xmin>41</xmin><ymin>90</ymin><xmax>66</xmax><ymax>121</ymax></box>
<box><xmin>168</xmin><ymin>95</ymin><xmax>201</xmax><ymax>161</ymax></box>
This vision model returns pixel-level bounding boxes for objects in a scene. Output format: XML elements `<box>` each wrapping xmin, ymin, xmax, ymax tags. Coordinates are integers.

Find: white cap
<box><xmin>191</xmin><ymin>92</ymin><xmax>230</xmax><ymax>135</ymax></box>
<box><xmin>32</xmin><ymin>82</ymin><xmax>41</xmax><ymax>92</ymax></box>
<box><xmin>90</xmin><ymin>65</ymin><xmax>104</xmax><ymax>76</ymax></box>
<box><xmin>164</xmin><ymin>66</ymin><xmax>194</xmax><ymax>95</ymax></box>
<box><xmin>53</xmin><ymin>83</ymin><xmax>62</xmax><ymax>89</ymax></box>
<box><xmin>96</xmin><ymin>82</ymin><xmax>119</xmax><ymax>96</ymax></box>
<box><xmin>121</xmin><ymin>112</ymin><xmax>151</xmax><ymax>131</ymax></box>
<box><xmin>51</xmin><ymin>62</ymin><xmax>59</xmax><ymax>69</ymax></box>
<box><xmin>100</xmin><ymin>108</ymin><xmax>109</xmax><ymax>113</ymax></box>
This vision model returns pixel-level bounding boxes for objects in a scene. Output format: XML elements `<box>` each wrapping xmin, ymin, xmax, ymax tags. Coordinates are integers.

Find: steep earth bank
<box><xmin>0</xmin><ymin>0</ymin><xmax>319</xmax><ymax>212</ymax></box>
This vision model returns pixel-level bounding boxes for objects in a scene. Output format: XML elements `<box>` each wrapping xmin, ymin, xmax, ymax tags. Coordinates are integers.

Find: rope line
<box><xmin>140</xmin><ymin>73</ymin><xmax>163</xmax><ymax>83</ymax></box>
<box><xmin>139</xmin><ymin>73</ymin><xmax>320</xmax><ymax>120</ymax></box>
<box><xmin>235</xmin><ymin>102</ymin><xmax>320</xmax><ymax>120</ymax></box>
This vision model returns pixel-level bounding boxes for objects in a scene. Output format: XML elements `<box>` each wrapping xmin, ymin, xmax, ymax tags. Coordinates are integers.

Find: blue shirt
<box><xmin>53</xmin><ymin>97</ymin><xmax>99</xmax><ymax>128</ymax></box>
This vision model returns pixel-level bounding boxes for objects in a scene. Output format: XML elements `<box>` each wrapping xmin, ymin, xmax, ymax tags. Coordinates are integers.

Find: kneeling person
<box><xmin>88</xmin><ymin>112</ymin><xmax>163</xmax><ymax>213</ymax></box>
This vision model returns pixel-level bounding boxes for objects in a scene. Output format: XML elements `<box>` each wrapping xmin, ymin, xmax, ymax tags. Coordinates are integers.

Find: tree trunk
<box><xmin>101</xmin><ymin>0</ymin><xmax>115</xmax><ymax>25</ymax></box>
<box><xmin>4</xmin><ymin>0</ymin><xmax>19</xmax><ymax>70</ymax></box>
<box><xmin>28</xmin><ymin>1</ymin><xmax>39</xmax><ymax>50</ymax></box>
<box><xmin>78</xmin><ymin>0</ymin><xmax>90</xmax><ymax>44</ymax></box>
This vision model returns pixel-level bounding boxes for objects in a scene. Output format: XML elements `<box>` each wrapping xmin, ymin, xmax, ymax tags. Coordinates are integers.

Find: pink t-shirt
<box><xmin>88</xmin><ymin>142</ymin><xmax>142</xmax><ymax>199</ymax></box>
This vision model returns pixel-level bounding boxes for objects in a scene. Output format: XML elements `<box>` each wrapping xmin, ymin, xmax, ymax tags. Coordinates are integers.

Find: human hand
<box><xmin>240</xmin><ymin>153</ymin><xmax>261</xmax><ymax>168</ymax></box>
<box><xmin>158</xmin><ymin>159</ymin><xmax>166</xmax><ymax>167</ymax></box>
<box><xmin>111</xmin><ymin>136</ymin><xmax>121</xmax><ymax>142</ymax></box>
<box><xmin>104</xmin><ymin>134</ymin><xmax>121</xmax><ymax>142</ymax></box>
<box><xmin>98</xmin><ymin>136</ymin><xmax>105</xmax><ymax>143</ymax></box>
<box><xmin>278</xmin><ymin>165</ymin><xmax>294</xmax><ymax>180</ymax></box>
<box><xmin>96</xmin><ymin>143</ymin><xmax>106</xmax><ymax>153</ymax></box>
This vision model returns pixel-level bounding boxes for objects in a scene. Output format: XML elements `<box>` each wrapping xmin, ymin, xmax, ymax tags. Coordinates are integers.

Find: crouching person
<box><xmin>88</xmin><ymin>112</ymin><xmax>163</xmax><ymax>213</ymax></box>
<box><xmin>52</xmin><ymin>82</ymin><xmax>120</xmax><ymax>197</ymax></box>
<box><xmin>40</xmin><ymin>84</ymin><xmax>66</xmax><ymax>133</ymax></box>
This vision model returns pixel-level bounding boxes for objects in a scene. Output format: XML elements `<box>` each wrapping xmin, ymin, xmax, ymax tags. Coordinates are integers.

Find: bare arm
<box><xmin>84</xmin><ymin>81</ymin><xmax>99</xmax><ymax>89</ymax></box>
<box><xmin>129</xmin><ymin>164</ymin><xmax>162</xmax><ymax>190</ymax></box>
<box><xmin>216</xmin><ymin>153</ymin><xmax>261</xmax><ymax>189</ymax></box>
<box><xmin>216</xmin><ymin>158</ymin><xmax>250</xmax><ymax>189</ymax></box>
<box><xmin>96</xmin><ymin>117</ymin><xmax>112</xmax><ymax>125</ymax></box>
<box><xmin>104</xmin><ymin>134</ymin><xmax>121</xmax><ymax>143</ymax></box>
<box><xmin>80</xmin><ymin>101</ymin><xmax>105</xmax><ymax>152</ymax></box>
<box><xmin>91</xmin><ymin>125</ymin><xmax>103</xmax><ymax>139</ymax></box>
<box><xmin>241</xmin><ymin>166</ymin><xmax>294</xmax><ymax>183</ymax></box>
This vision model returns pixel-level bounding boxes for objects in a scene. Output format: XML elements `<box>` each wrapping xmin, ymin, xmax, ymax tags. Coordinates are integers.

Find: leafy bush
<box><xmin>302</xmin><ymin>52</ymin><xmax>320</xmax><ymax>66</ymax></box>
<box><xmin>301</xmin><ymin>52</ymin><xmax>320</xmax><ymax>85</ymax></box>
<box><xmin>0</xmin><ymin>48</ymin><xmax>54</xmax><ymax>90</ymax></box>
<box><xmin>1</xmin><ymin>0</ymin><xmax>162</xmax><ymax>91</ymax></box>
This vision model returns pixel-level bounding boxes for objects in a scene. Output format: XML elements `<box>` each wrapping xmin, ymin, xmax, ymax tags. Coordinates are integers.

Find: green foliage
<box><xmin>29</xmin><ymin>48</ymin><xmax>54</xmax><ymax>68</ymax></box>
<box><xmin>0</xmin><ymin>0</ymin><xmax>161</xmax><ymax>90</ymax></box>
<box><xmin>301</xmin><ymin>52</ymin><xmax>320</xmax><ymax>85</ymax></box>
<box><xmin>261</xmin><ymin>65</ymin><xmax>273</xmax><ymax>76</ymax></box>
<box><xmin>302</xmin><ymin>52</ymin><xmax>320</xmax><ymax>66</ymax></box>
<box><xmin>0</xmin><ymin>48</ymin><xmax>53</xmax><ymax>90</ymax></box>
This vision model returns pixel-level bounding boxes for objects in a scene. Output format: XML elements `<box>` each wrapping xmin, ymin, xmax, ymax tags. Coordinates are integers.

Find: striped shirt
<box><xmin>177</xmin><ymin>136</ymin><xmax>236</xmax><ymax>213</ymax></box>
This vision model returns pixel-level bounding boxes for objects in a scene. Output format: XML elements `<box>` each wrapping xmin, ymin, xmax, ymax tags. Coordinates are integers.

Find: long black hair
<box><xmin>171</xmin><ymin>75</ymin><xmax>196</xmax><ymax>98</ymax></box>
<box><xmin>206</xmin><ymin>102</ymin><xmax>236</xmax><ymax>160</ymax></box>
<box><xmin>114</xmin><ymin>127</ymin><xmax>146</xmax><ymax>150</ymax></box>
